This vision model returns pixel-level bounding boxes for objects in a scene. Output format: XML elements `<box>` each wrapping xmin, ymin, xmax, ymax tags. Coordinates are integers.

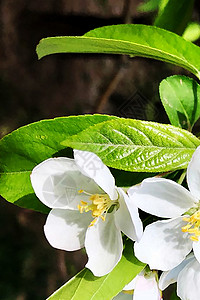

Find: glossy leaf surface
<box><xmin>159</xmin><ymin>75</ymin><xmax>200</xmax><ymax>130</ymax></box>
<box><xmin>0</xmin><ymin>115</ymin><xmax>115</xmax><ymax>212</ymax></box>
<box><xmin>37</xmin><ymin>25</ymin><xmax>200</xmax><ymax>79</ymax></box>
<box><xmin>47</xmin><ymin>241</ymin><xmax>145</xmax><ymax>300</ymax></box>
<box><xmin>62</xmin><ymin>117</ymin><xmax>200</xmax><ymax>172</ymax></box>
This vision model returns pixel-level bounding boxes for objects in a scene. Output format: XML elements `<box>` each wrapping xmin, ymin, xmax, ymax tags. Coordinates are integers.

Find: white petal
<box><xmin>187</xmin><ymin>146</ymin><xmax>200</xmax><ymax>200</ymax></box>
<box><xmin>128</xmin><ymin>178</ymin><xmax>195</xmax><ymax>218</ymax></box>
<box><xmin>177</xmin><ymin>257</ymin><xmax>200</xmax><ymax>300</ymax></box>
<box><xmin>85</xmin><ymin>213</ymin><xmax>123</xmax><ymax>276</ymax></box>
<box><xmin>31</xmin><ymin>157</ymin><xmax>100</xmax><ymax>209</ymax></box>
<box><xmin>159</xmin><ymin>253</ymin><xmax>194</xmax><ymax>290</ymax></box>
<box><xmin>192</xmin><ymin>239</ymin><xmax>200</xmax><ymax>263</ymax></box>
<box><xmin>115</xmin><ymin>188</ymin><xmax>143</xmax><ymax>242</ymax></box>
<box><xmin>112</xmin><ymin>292</ymin><xmax>132</xmax><ymax>300</ymax></box>
<box><xmin>123</xmin><ymin>275</ymin><xmax>138</xmax><ymax>290</ymax></box>
<box><xmin>74</xmin><ymin>150</ymin><xmax>118</xmax><ymax>200</ymax></box>
<box><xmin>134</xmin><ymin>217</ymin><xmax>192</xmax><ymax>271</ymax></box>
<box><xmin>44</xmin><ymin>209</ymin><xmax>92</xmax><ymax>251</ymax></box>
<box><xmin>133</xmin><ymin>272</ymin><xmax>161</xmax><ymax>300</ymax></box>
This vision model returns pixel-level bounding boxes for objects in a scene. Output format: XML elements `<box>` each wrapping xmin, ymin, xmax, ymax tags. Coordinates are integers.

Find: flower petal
<box><xmin>192</xmin><ymin>239</ymin><xmax>200</xmax><ymax>263</ymax></box>
<box><xmin>31</xmin><ymin>157</ymin><xmax>100</xmax><ymax>209</ymax></box>
<box><xmin>159</xmin><ymin>253</ymin><xmax>194</xmax><ymax>290</ymax></box>
<box><xmin>177</xmin><ymin>257</ymin><xmax>200</xmax><ymax>300</ymax></box>
<box><xmin>128</xmin><ymin>178</ymin><xmax>195</xmax><ymax>218</ymax></box>
<box><xmin>123</xmin><ymin>275</ymin><xmax>138</xmax><ymax>290</ymax></box>
<box><xmin>115</xmin><ymin>188</ymin><xmax>143</xmax><ymax>242</ymax></box>
<box><xmin>113</xmin><ymin>292</ymin><xmax>132</xmax><ymax>300</ymax></box>
<box><xmin>85</xmin><ymin>213</ymin><xmax>123</xmax><ymax>276</ymax></box>
<box><xmin>133</xmin><ymin>272</ymin><xmax>162</xmax><ymax>300</ymax></box>
<box><xmin>44</xmin><ymin>209</ymin><xmax>92</xmax><ymax>251</ymax></box>
<box><xmin>74</xmin><ymin>150</ymin><xmax>118</xmax><ymax>200</ymax></box>
<box><xmin>134</xmin><ymin>217</ymin><xmax>192</xmax><ymax>271</ymax></box>
<box><xmin>187</xmin><ymin>146</ymin><xmax>200</xmax><ymax>200</ymax></box>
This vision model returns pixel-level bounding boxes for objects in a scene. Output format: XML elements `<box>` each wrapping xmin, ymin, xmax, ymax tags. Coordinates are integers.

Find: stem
<box><xmin>177</xmin><ymin>169</ymin><xmax>187</xmax><ymax>184</ymax></box>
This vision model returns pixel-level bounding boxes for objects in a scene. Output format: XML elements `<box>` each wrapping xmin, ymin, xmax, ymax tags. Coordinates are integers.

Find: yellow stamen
<box><xmin>182</xmin><ymin>210</ymin><xmax>200</xmax><ymax>241</ymax></box>
<box><xmin>77</xmin><ymin>190</ymin><xmax>118</xmax><ymax>226</ymax></box>
<box><xmin>89</xmin><ymin>218</ymin><xmax>97</xmax><ymax>227</ymax></box>
<box><xmin>80</xmin><ymin>200</ymin><xmax>87</xmax><ymax>205</ymax></box>
<box><xmin>191</xmin><ymin>236</ymin><xmax>199</xmax><ymax>242</ymax></box>
<box><xmin>123</xmin><ymin>290</ymin><xmax>133</xmax><ymax>295</ymax></box>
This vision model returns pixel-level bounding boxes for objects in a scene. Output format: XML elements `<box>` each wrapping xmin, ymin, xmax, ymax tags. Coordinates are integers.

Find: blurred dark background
<box><xmin>0</xmin><ymin>1</ymin><xmax>200</xmax><ymax>299</ymax></box>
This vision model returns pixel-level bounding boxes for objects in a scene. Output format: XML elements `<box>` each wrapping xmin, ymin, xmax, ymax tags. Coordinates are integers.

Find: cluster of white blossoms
<box><xmin>30</xmin><ymin>147</ymin><xmax>200</xmax><ymax>300</ymax></box>
<box><xmin>128</xmin><ymin>146</ymin><xmax>200</xmax><ymax>300</ymax></box>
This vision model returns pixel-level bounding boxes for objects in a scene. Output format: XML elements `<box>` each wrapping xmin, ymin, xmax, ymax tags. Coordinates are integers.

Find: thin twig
<box><xmin>94</xmin><ymin>64</ymin><xmax>127</xmax><ymax>113</ymax></box>
<box><xmin>94</xmin><ymin>0</ymin><xmax>133</xmax><ymax>113</ymax></box>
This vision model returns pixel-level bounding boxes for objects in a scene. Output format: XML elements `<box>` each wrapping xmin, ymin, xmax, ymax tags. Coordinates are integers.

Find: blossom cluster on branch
<box><xmin>30</xmin><ymin>147</ymin><xmax>200</xmax><ymax>300</ymax></box>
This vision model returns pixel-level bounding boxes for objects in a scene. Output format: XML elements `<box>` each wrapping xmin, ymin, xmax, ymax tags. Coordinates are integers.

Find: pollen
<box><xmin>77</xmin><ymin>191</ymin><xmax>118</xmax><ymax>226</ymax></box>
<box><xmin>182</xmin><ymin>211</ymin><xmax>200</xmax><ymax>241</ymax></box>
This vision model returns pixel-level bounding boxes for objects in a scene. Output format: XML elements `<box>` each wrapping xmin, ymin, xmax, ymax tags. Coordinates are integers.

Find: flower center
<box><xmin>77</xmin><ymin>190</ymin><xmax>119</xmax><ymax>226</ymax></box>
<box><xmin>182</xmin><ymin>210</ymin><xmax>200</xmax><ymax>241</ymax></box>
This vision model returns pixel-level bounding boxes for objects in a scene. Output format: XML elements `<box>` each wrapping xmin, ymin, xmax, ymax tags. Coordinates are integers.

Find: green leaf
<box><xmin>62</xmin><ymin>117</ymin><xmax>200</xmax><ymax>172</ymax></box>
<box><xmin>154</xmin><ymin>0</ymin><xmax>194</xmax><ymax>35</ymax></box>
<box><xmin>159</xmin><ymin>75</ymin><xmax>200</xmax><ymax>130</ymax></box>
<box><xmin>170</xmin><ymin>286</ymin><xmax>181</xmax><ymax>300</ymax></box>
<box><xmin>137</xmin><ymin>0</ymin><xmax>160</xmax><ymax>12</ymax></box>
<box><xmin>183</xmin><ymin>22</ymin><xmax>200</xmax><ymax>42</ymax></box>
<box><xmin>36</xmin><ymin>24</ymin><xmax>200</xmax><ymax>79</ymax></box>
<box><xmin>47</xmin><ymin>241</ymin><xmax>145</xmax><ymax>300</ymax></box>
<box><xmin>0</xmin><ymin>115</ymin><xmax>115</xmax><ymax>212</ymax></box>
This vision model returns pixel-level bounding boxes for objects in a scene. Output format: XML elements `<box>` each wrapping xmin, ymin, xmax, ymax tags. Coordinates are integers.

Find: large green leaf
<box><xmin>0</xmin><ymin>115</ymin><xmax>115</xmax><ymax>212</ymax></box>
<box><xmin>47</xmin><ymin>241</ymin><xmax>145</xmax><ymax>300</ymax></box>
<box><xmin>154</xmin><ymin>0</ymin><xmax>194</xmax><ymax>35</ymax></box>
<box><xmin>159</xmin><ymin>75</ymin><xmax>200</xmax><ymax>130</ymax></box>
<box><xmin>62</xmin><ymin>117</ymin><xmax>200</xmax><ymax>172</ymax></box>
<box><xmin>36</xmin><ymin>24</ymin><xmax>200</xmax><ymax>79</ymax></box>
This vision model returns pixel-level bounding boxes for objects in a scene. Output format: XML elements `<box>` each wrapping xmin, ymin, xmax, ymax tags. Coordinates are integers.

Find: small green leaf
<box><xmin>62</xmin><ymin>117</ymin><xmax>200</xmax><ymax>172</ymax></box>
<box><xmin>159</xmin><ymin>75</ymin><xmax>200</xmax><ymax>130</ymax></box>
<box><xmin>36</xmin><ymin>24</ymin><xmax>200</xmax><ymax>79</ymax></box>
<box><xmin>137</xmin><ymin>0</ymin><xmax>160</xmax><ymax>12</ymax></box>
<box><xmin>183</xmin><ymin>22</ymin><xmax>200</xmax><ymax>42</ymax></box>
<box><xmin>154</xmin><ymin>0</ymin><xmax>194</xmax><ymax>35</ymax></box>
<box><xmin>47</xmin><ymin>241</ymin><xmax>145</xmax><ymax>300</ymax></box>
<box><xmin>0</xmin><ymin>115</ymin><xmax>115</xmax><ymax>212</ymax></box>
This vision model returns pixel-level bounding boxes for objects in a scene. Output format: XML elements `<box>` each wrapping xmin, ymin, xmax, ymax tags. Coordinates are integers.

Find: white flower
<box><xmin>128</xmin><ymin>146</ymin><xmax>200</xmax><ymax>271</ymax></box>
<box><xmin>159</xmin><ymin>253</ymin><xmax>200</xmax><ymax>300</ymax></box>
<box><xmin>31</xmin><ymin>150</ymin><xmax>143</xmax><ymax>276</ymax></box>
<box><xmin>113</xmin><ymin>269</ymin><xmax>162</xmax><ymax>300</ymax></box>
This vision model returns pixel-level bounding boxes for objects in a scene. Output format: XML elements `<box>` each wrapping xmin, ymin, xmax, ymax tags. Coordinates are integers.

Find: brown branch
<box><xmin>94</xmin><ymin>63</ymin><xmax>127</xmax><ymax>113</ymax></box>
<box><xmin>93</xmin><ymin>0</ymin><xmax>133</xmax><ymax>113</ymax></box>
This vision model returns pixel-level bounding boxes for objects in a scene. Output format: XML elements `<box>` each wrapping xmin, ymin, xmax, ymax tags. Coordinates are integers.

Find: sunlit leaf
<box><xmin>0</xmin><ymin>115</ymin><xmax>115</xmax><ymax>212</ymax></box>
<box><xmin>37</xmin><ymin>24</ymin><xmax>200</xmax><ymax>79</ymax></box>
<box><xmin>137</xmin><ymin>0</ymin><xmax>160</xmax><ymax>12</ymax></box>
<box><xmin>154</xmin><ymin>0</ymin><xmax>194</xmax><ymax>35</ymax></box>
<box><xmin>159</xmin><ymin>75</ymin><xmax>200</xmax><ymax>130</ymax></box>
<box><xmin>47</xmin><ymin>241</ymin><xmax>145</xmax><ymax>300</ymax></box>
<box><xmin>183</xmin><ymin>22</ymin><xmax>200</xmax><ymax>42</ymax></box>
<box><xmin>62</xmin><ymin>117</ymin><xmax>200</xmax><ymax>172</ymax></box>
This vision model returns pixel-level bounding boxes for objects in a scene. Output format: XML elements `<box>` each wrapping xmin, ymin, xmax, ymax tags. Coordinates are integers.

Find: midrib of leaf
<box><xmin>38</xmin><ymin>36</ymin><xmax>200</xmax><ymax>78</ymax></box>
<box><xmin>63</xmin><ymin>270</ymin><xmax>111</xmax><ymax>300</ymax></box>
<box><xmin>68</xmin><ymin>273</ymin><xmax>87</xmax><ymax>300</ymax></box>
<box><xmin>69</xmin><ymin>269</ymin><xmax>124</xmax><ymax>300</ymax></box>
<box><xmin>0</xmin><ymin>170</ymin><xmax>31</xmax><ymax>175</ymax></box>
<box><xmin>66</xmin><ymin>142</ymin><xmax>197</xmax><ymax>150</ymax></box>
